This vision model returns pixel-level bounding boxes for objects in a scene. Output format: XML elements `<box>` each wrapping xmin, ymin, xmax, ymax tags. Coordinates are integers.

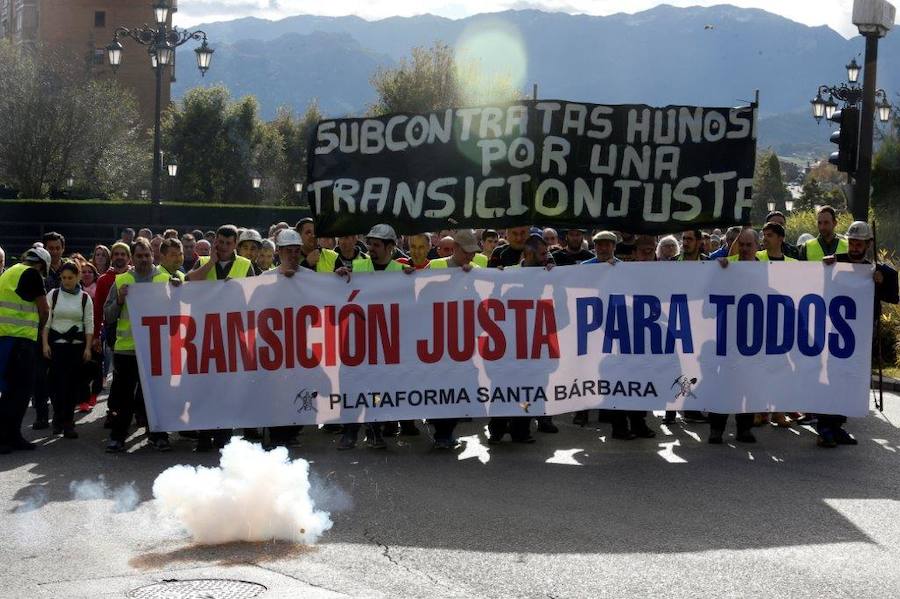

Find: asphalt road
<box><xmin>2</xmin><ymin>389</ymin><xmax>900</xmax><ymax>598</ymax></box>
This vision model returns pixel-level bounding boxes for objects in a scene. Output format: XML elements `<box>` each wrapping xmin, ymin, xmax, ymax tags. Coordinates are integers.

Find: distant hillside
<box><xmin>174</xmin><ymin>5</ymin><xmax>900</xmax><ymax>156</ymax></box>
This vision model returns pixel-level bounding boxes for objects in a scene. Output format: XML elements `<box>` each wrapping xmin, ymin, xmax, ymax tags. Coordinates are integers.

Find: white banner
<box><xmin>127</xmin><ymin>263</ymin><xmax>874</xmax><ymax>431</ymax></box>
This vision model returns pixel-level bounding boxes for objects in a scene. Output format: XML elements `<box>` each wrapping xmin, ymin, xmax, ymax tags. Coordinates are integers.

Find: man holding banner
<box><xmin>337</xmin><ymin>223</ymin><xmax>414</xmax><ymax>449</ymax></box>
<box><xmin>104</xmin><ymin>238</ymin><xmax>177</xmax><ymax>453</ymax></box>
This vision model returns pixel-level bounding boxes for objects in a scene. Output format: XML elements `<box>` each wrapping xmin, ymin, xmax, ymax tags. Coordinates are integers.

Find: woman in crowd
<box><xmin>656</xmin><ymin>235</ymin><xmax>680</xmax><ymax>260</ymax></box>
<box><xmin>81</xmin><ymin>262</ymin><xmax>98</xmax><ymax>299</ymax></box>
<box><xmin>92</xmin><ymin>245</ymin><xmax>111</xmax><ymax>275</ymax></box>
<box><xmin>42</xmin><ymin>261</ymin><xmax>94</xmax><ymax>438</ymax></box>
<box><xmin>78</xmin><ymin>262</ymin><xmax>102</xmax><ymax>413</ymax></box>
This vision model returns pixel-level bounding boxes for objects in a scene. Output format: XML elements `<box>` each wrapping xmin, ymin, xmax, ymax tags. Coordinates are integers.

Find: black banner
<box><xmin>307</xmin><ymin>100</ymin><xmax>757</xmax><ymax>236</ymax></box>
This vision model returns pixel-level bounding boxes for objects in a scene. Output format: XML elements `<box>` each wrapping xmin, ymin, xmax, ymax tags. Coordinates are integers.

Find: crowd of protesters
<box><xmin>0</xmin><ymin>205</ymin><xmax>896</xmax><ymax>456</ymax></box>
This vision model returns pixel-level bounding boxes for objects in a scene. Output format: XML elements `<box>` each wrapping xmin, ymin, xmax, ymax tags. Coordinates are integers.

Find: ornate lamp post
<box><xmin>106</xmin><ymin>1</ymin><xmax>213</xmax><ymax>224</ymax></box>
<box><xmin>810</xmin><ymin>0</ymin><xmax>895</xmax><ymax>221</ymax></box>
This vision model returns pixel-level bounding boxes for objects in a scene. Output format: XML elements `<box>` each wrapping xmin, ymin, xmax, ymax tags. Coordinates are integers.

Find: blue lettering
<box><xmin>736</xmin><ymin>295</ymin><xmax>764</xmax><ymax>356</ymax></box>
<box><xmin>765</xmin><ymin>294</ymin><xmax>795</xmax><ymax>355</ymax></box>
<box><xmin>665</xmin><ymin>294</ymin><xmax>693</xmax><ymax>353</ymax></box>
<box><xmin>576</xmin><ymin>297</ymin><xmax>603</xmax><ymax>356</ymax></box>
<box><xmin>797</xmin><ymin>294</ymin><xmax>826</xmax><ymax>356</ymax></box>
<box><xmin>709</xmin><ymin>295</ymin><xmax>735</xmax><ymax>356</ymax></box>
<box><xmin>828</xmin><ymin>296</ymin><xmax>856</xmax><ymax>359</ymax></box>
<box><xmin>633</xmin><ymin>295</ymin><xmax>662</xmax><ymax>354</ymax></box>
<box><xmin>602</xmin><ymin>295</ymin><xmax>631</xmax><ymax>354</ymax></box>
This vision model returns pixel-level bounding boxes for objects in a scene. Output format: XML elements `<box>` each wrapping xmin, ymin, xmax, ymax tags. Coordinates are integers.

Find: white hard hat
<box><xmin>24</xmin><ymin>247</ymin><xmax>51</xmax><ymax>272</ymax></box>
<box><xmin>797</xmin><ymin>233</ymin><xmax>815</xmax><ymax>246</ymax></box>
<box><xmin>366</xmin><ymin>224</ymin><xmax>398</xmax><ymax>243</ymax></box>
<box><xmin>238</xmin><ymin>228</ymin><xmax>263</xmax><ymax>246</ymax></box>
<box><xmin>276</xmin><ymin>229</ymin><xmax>302</xmax><ymax>247</ymax></box>
<box><xmin>846</xmin><ymin>221</ymin><xmax>873</xmax><ymax>241</ymax></box>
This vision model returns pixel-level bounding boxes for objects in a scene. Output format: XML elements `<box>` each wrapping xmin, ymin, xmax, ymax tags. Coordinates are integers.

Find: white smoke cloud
<box><xmin>152</xmin><ymin>438</ymin><xmax>333</xmax><ymax>545</ymax></box>
<box><xmin>69</xmin><ymin>477</ymin><xmax>140</xmax><ymax>513</ymax></box>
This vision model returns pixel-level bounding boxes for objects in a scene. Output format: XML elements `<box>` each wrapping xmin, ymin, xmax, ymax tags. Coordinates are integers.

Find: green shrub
<box><xmin>783</xmin><ymin>209</ymin><xmax>855</xmax><ymax>246</ymax></box>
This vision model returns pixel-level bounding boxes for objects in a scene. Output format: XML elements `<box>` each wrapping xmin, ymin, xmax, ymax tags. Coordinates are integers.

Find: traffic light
<box><xmin>828</xmin><ymin>107</ymin><xmax>860</xmax><ymax>174</ymax></box>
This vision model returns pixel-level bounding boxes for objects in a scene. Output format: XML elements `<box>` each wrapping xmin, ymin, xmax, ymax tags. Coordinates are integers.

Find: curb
<box><xmin>871</xmin><ymin>374</ymin><xmax>900</xmax><ymax>392</ymax></box>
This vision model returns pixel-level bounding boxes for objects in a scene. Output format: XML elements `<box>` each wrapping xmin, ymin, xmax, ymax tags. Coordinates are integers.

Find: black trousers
<box><xmin>89</xmin><ymin>348</ymin><xmax>104</xmax><ymax>396</ymax></box>
<box><xmin>708</xmin><ymin>412</ymin><xmax>754</xmax><ymax>434</ymax></box>
<box><xmin>267</xmin><ymin>425</ymin><xmax>302</xmax><ymax>446</ymax></box>
<box><xmin>430</xmin><ymin>418</ymin><xmax>458</xmax><ymax>441</ymax></box>
<box><xmin>488</xmin><ymin>417</ymin><xmax>532</xmax><ymax>441</ymax></box>
<box><xmin>816</xmin><ymin>414</ymin><xmax>847</xmax><ymax>434</ymax></box>
<box><xmin>611</xmin><ymin>411</ymin><xmax>650</xmax><ymax>434</ymax></box>
<box><xmin>32</xmin><ymin>354</ymin><xmax>51</xmax><ymax>422</ymax></box>
<box><xmin>342</xmin><ymin>422</ymin><xmax>382</xmax><ymax>440</ymax></box>
<box><xmin>109</xmin><ymin>353</ymin><xmax>166</xmax><ymax>443</ymax></box>
<box><xmin>48</xmin><ymin>344</ymin><xmax>86</xmax><ymax>428</ymax></box>
<box><xmin>0</xmin><ymin>338</ymin><xmax>37</xmax><ymax>444</ymax></box>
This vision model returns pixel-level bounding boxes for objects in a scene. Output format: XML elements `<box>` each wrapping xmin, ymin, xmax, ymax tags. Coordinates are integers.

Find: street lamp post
<box><xmin>167</xmin><ymin>160</ymin><xmax>178</xmax><ymax>200</ymax></box>
<box><xmin>811</xmin><ymin>0</ymin><xmax>896</xmax><ymax>221</ymax></box>
<box><xmin>106</xmin><ymin>1</ymin><xmax>213</xmax><ymax>225</ymax></box>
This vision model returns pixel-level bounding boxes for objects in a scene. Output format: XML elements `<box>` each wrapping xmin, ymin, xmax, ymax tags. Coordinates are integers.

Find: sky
<box><xmin>173</xmin><ymin>1</ymin><xmax>881</xmax><ymax>39</ymax></box>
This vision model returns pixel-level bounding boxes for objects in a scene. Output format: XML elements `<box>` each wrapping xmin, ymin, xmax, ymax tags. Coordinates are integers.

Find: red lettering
<box><xmin>448</xmin><ymin>300</ymin><xmax>475</xmax><ymax>361</ymax></box>
<box><xmin>226</xmin><ymin>311</ymin><xmax>257</xmax><ymax>372</ymax></box>
<box><xmin>199</xmin><ymin>313</ymin><xmax>226</xmax><ymax>374</ymax></box>
<box><xmin>507</xmin><ymin>299</ymin><xmax>534</xmax><ymax>359</ymax></box>
<box><xmin>532</xmin><ymin>299</ymin><xmax>560</xmax><ymax>358</ymax></box>
<box><xmin>283</xmin><ymin>307</ymin><xmax>295</xmax><ymax>369</ymax></box>
<box><xmin>367</xmin><ymin>304</ymin><xmax>400</xmax><ymax>364</ymax></box>
<box><xmin>338</xmin><ymin>304</ymin><xmax>366</xmax><ymax>366</ymax></box>
<box><xmin>296</xmin><ymin>305</ymin><xmax>322</xmax><ymax>368</ymax></box>
<box><xmin>324</xmin><ymin>305</ymin><xmax>337</xmax><ymax>366</ymax></box>
<box><xmin>477</xmin><ymin>299</ymin><xmax>506</xmax><ymax>361</ymax></box>
<box><xmin>169</xmin><ymin>315</ymin><xmax>198</xmax><ymax>375</ymax></box>
<box><xmin>258</xmin><ymin>308</ymin><xmax>283</xmax><ymax>371</ymax></box>
<box><xmin>142</xmin><ymin>316</ymin><xmax>167</xmax><ymax>376</ymax></box>
<box><xmin>417</xmin><ymin>303</ymin><xmax>444</xmax><ymax>363</ymax></box>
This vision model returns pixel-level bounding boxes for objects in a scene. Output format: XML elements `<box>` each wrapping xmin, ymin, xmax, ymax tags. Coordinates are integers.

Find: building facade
<box><xmin>0</xmin><ymin>0</ymin><xmax>177</xmax><ymax>129</ymax></box>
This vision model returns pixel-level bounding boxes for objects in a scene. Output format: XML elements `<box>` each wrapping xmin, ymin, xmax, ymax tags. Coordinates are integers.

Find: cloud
<box><xmin>172</xmin><ymin>0</ymin><xmax>889</xmax><ymax>39</ymax></box>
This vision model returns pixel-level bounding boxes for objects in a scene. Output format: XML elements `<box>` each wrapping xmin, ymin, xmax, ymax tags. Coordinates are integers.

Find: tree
<box><xmin>0</xmin><ymin>42</ymin><xmax>147</xmax><ymax>198</ymax></box>
<box><xmin>369</xmin><ymin>42</ymin><xmax>521</xmax><ymax>116</ymax></box>
<box><xmin>162</xmin><ymin>86</ymin><xmax>286</xmax><ymax>204</ymax></box>
<box><xmin>799</xmin><ymin>160</ymin><xmax>848</xmax><ymax>212</ymax></box>
<box><xmin>751</xmin><ymin>150</ymin><xmax>789</xmax><ymax>223</ymax></box>
<box><xmin>796</xmin><ymin>178</ymin><xmax>827</xmax><ymax>211</ymax></box>
<box><xmin>872</xmin><ymin>130</ymin><xmax>900</xmax><ymax>213</ymax></box>
<box><xmin>272</xmin><ymin>100</ymin><xmax>324</xmax><ymax>205</ymax></box>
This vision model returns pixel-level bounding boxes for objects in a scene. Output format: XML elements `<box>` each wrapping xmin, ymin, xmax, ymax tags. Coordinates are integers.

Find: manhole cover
<box><xmin>127</xmin><ymin>578</ymin><xmax>267</xmax><ymax>599</ymax></box>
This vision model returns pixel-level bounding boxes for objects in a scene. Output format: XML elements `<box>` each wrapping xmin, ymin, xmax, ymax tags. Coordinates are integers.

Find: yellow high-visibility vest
<box><xmin>756</xmin><ymin>250</ymin><xmax>797</xmax><ymax>262</ymax></box>
<box><xmin>352</xmin><ymin>257</ymin><xmax>404</xmax><ymax>272</ymax></box>
<box><xmin>197</xmin><ymin>255</ymin><xmax>252</xmax><ymax>280</ymax></box>
<box><xmin>113</xmin><ymin>270</ymin><xmax>173</xmax><ymax>352</ymax></box>
<box><xmin>804</xmin><ymin>237</ymin><xmax>848</xmax><ymax>261</ymax></box>
<box><xmin>314</xmin><ymin>248</ymin><xmax>339</xmax><ymax>273</ymax></box>
<box><xmin>0</xmin><ymin>263</ymin><xmax>41</xmax><ymax>341</ymax></box>
<box><xmin>426</xmin><ymin>258</ymin><xmax>481</xmax><ymax>269</ymax></box>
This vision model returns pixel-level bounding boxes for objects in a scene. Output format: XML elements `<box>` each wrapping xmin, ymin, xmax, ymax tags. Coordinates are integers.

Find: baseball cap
<box><xmin>366</xmin><ymin>224</ymin><xmax>398</xmax><ymax>243</ymax></box>
<box><xmin>238</xmin><ymin>229</ymin><xmax>263</xmax><ymax>245</ymax></box>
<box><xmin>592</xmin><ymin>231</ymin><xmax>617</xmax><ymax>244</ymax></box>
<box><xmin>451</xmin><ymin>229</ymin><xmax>480</xmax><ymax>253</ymax></box>
<box><xmin>276</xmin><ymin>229</ymin><xmax>302</xmax><ymax>247</ymax></box>
<box><xmin>846</xmin><ymin>221</ymin><xmax>873</xmax><ymax>241</ymax></box>
<box><xmin>24</xmin><ymin>247</ymin><xmax>51</xmax><ymax>272</ymax></box>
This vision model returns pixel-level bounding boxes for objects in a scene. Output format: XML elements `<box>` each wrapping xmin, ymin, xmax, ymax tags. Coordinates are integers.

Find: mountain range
<box><xmin>173</xmin><ymin>4</ymin><xmax>900</xmax><ymax>157</ymax></box>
